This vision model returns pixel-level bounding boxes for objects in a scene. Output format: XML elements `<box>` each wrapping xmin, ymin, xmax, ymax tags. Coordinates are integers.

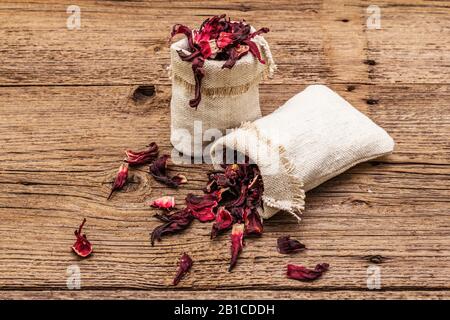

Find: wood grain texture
<box><xmin>0</xmin><ymin>0</ymin><xmax>449</xmax><ymax>299</ymax></box>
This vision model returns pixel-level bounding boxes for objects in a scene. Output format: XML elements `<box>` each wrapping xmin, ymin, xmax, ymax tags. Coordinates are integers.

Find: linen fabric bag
<box><xmin>209</xmin><ymin>85</ymin><xmax>395</xmax><ymax>219</ymax></box>
<box><xmin>169</xmin><ymin>34</ymin><xmax>275</xmax><ymax>157</ymax></box>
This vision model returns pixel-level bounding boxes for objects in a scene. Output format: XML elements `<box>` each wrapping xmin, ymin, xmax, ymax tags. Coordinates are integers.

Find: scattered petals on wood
<box><xmin>151</xmin><ymin>196</ymin><xmax>176</xmax><ymax>210</ymax></box>
<box><xmin>277</xmin><ymin>235</ymin><xmax>306</xmax><ymax>254</ymax></box>
<box><xmin>286</xmin><ymin>263</ymin><xmax>329</xmax><ymax>281</ymax></box>
<box><xmin>71</xmin><ymin>218</ymin><xmax>93</xmax><ymax>258</ymax></box>
<box><xmin>150</xmin><ymin>155</ymin><xmax>188</xmax><ymax>188</ymax></box>
<box><xmin>107</xmin><ymin>163</ymin><xmax>129</xmax><ymax>200</ymax></box>
<box><xmin>229</xmin><ymin>223</ymin><xmax>245</xmax><ymax>271</ymax></box>
<box><xmin>125</xmin><ymin>142</ymin><xmax>159</xmax><ymax>166</ymax></box>
<box><xmin>173</xmin><ymin>252</ymin><xmax>193</xmax><ymax>286</ymax></box>
<box><xmin>150</xmin><ymin>208</ymin><xmax>193</xmax><ymax>246</ymax></box>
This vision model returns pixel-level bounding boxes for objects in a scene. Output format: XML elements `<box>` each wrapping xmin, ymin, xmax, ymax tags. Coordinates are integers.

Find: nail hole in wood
<box><xmin>347</xmin><ymin>85</ymin><xmax>356</xmax><ymax>92</ymax></box>
<box><xmin>364</xmin><ymin>59</ymin><xmax>377</xmax><ymax>66</ymax></box>
<box><xmin>133</xmin><ymin>85</ymin><xmax>156</xmax><ymax>102</ymax></box>
<box><xmin>365</xmin><ymin>98</ymin><xmax>379</xmax><ymax>105</ymax></box>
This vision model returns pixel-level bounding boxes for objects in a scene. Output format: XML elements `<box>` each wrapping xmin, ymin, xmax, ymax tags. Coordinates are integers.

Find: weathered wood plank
<box><xmin>1</xmin><ymin>0</ymin><xmax>449</xmax><ymax>85</ymax></box>
<box><xmin>1</xmin><ymin>83</ymin><xmax>448</xmax><ymax>165</ymax></box>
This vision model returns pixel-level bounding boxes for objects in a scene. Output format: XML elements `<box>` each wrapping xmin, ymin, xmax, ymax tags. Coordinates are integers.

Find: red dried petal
<box><xmin>217</xmin><ymin>32</ymin><xmax>234</xmax><ymax>49</ymax></box>
<box><xmin>185</xmin><ymin>193</ymin><xmax>217</xmax><ymax>222</ymax></box>
<box><xmin>248</xmin><ymin>27</ymin><xmax>270</xmax><ymax>39</ymax></box>
<box><xmin>151</xmin><ymin>196</ymin><xmax>175</xmax><ymax>210</ymax></box>
<box><xmin>243</xmin><ymin>39</ymin><xmax>265</xmax><ymax>64</ymax></box>
<box><xmin>150</xmin><ymin>155</ymin><xmax>188</xmax><ymax>188</ymax></box>
<box><xmin>286</xmin><ymin>263</ymin><xmax>329</xmax><ymax>281</ymax></box>
<box><xmin>173</xmin><ymin>252</ymin><xmax>193</xmax><ymax>286</ymax></box>
<box><xmin>171</xmin><ymin>24</ymin><xmax>194</xmax><ymax>49</ymax></box>
<box><xmin>211</xmin><ymin>207</ymin><xmax>234</xmax><ymax>239</ymax></box>
<box><xmin>277</xmin><ymin>236</ymin><xmax>306</xmax><ymax>254</ymax></box>
<box><xmin>125</xmin><ymin>142</ymin><xmax>159</xmax><ymax>166</ymax></box>
<box><xmin>71</xmin><ymin>218</ymin><xmax>93</xmax><ymax>258</ymax></box>
<box><xmin>229</xmin><ymin>223</ymin><xmax>245</xmax><ymax>271</ymax></box>
<box><xmin>108</xmin><ymin>163</ymin><xmax>128</xmax><ymax>200</ymax></box>
<box><xmin>244</xmin><ymin>208</ymin><xmax>263</xmax><ymax>236</ymax></box>
<box><xmin>189</xmin><ymin>56</ymin><xmax>205</xmax><ymax>109</ymax></box>
<box><xmin>150</xmin><ymin>208</ymin><xmax>193</xmax><ymax>246</ymax></box>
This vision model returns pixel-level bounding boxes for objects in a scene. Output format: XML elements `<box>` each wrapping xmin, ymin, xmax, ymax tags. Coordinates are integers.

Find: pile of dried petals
<box><xmin>151</xmin><ymin>162</ymin><xmax>264</xmax><ymax>272</ymax></box>
<box><xmin>108</xmin><ymin>142</ymin><xmax>187</xmax><ymax>199</ymax></box>
<box><xmin>170</xmin><ymin>15</ymin><xmax>269</xmax><ymax>108</ymax></box>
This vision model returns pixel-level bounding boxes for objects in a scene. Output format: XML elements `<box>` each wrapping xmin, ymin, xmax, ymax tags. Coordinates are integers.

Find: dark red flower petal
<box><xmin>150</xmin><ymin>208</ymin><xmax>193</xmax><ymax>246</ymax></box>
<box><xmin>243</xmin><ymin>39</ymin><xmax>265</xmax><ymax>64</ymax></box>
<box><xmin>217</xmin><ymin>32</ymin><xmax>234</xmax><ymax>49</ymax></box>
<box><xmin>125</xmin><ymin>142</ymin><xmax>159</xmax><ymax>166</ymax></box>
<box><xmin>171</xmin><ymin>24</ymin><xmax>194</xmax><ymax>50</ymax></box>
<box><xmin>277</xmin><ymin>236</ymin><xmax>306</xmax><ymax>254</ymax></box>
<box><xmin>185</xmin><ymin>193</ymin><xmax>217</xmax><ymax>222</ymax></box>
<box><xmin>173</xmin><ymin>252</ymin><xmax>193</xmax><ymax>286</ymax></box>
<box><xmin>244</xmin><ymin>208</ymin><xmax>263</xmax><ymax>236</ymax></box>
<box><xmin>108</xmin><ymin>163</ymin><xmax>129</xmax><ymax>200</ymax></box>
<box><xmin>248</xmin><ymin>27</ymin><xmax>270</xmax><ymax>39</ymax></box>
<box><xmin>211</xmin><ymin>207</ymin><xmax>234</xmax><ymax>239</ymax></box>
<box><xmin>71</xmin><ymin>218</ymin><xmax>93</xmax><ymax>258</ymax></box>
<box><xmin>286</xmin><ymin>263</ymin><xmax>329</xmax><ymax>281</ymax></box>
<box><xmin>188</xmin><ymin>56</ymin><xmax>205</xmax><ymax>109</ymax></box>
<box><xmin>229</xmin><ymin>223</ymin><xmax>245</xmax><ymax>271</ymax></box>
<box><xmin>150</xmin><ymin>155</ymin><xmax>188</xmax><ymax>188</ymax></box>
<box><xmin>151</xmin><ymin>196</ymin><xmax>176</xmax><ymax>210</ymax></box>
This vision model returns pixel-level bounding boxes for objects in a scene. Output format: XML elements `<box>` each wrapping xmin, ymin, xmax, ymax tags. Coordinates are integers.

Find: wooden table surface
<box><xmin>1</xmin><ymin>0</ymin><xmax>449</xmax><ymax>300</ymax></box>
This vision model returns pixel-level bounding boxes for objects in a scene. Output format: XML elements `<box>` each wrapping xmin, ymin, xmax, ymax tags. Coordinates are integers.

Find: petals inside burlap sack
<box><xmin>169</xmin><ymin>33</ymin><xmax>276</xmax><ymax>157</ymax></box>
<box><xmin>210</xmin><ymin>85</ymin><xmax>395</xmax><ymax>220</ymax></box>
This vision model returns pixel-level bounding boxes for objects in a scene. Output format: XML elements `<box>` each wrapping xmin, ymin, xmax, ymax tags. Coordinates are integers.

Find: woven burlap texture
<box><xmin>169</xmin><ymin>34</ymin><xmax>275</xmax><ymax>157</ymax></box>
<box><xmin>210</xmin><ymin>85</ymin><xmax>395</xmax><ymax>220</ymax></box>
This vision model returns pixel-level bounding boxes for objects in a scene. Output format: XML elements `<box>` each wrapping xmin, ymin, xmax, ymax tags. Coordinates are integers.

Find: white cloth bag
<box><xmin>210</xmin><ymin>85</ymin><xmax>395</xmax><ymax>219</ymax></box>
<box><xmin>169</xmin><ymin>35</ymin><xmax>275</xmax><ymax>157</ymax></box>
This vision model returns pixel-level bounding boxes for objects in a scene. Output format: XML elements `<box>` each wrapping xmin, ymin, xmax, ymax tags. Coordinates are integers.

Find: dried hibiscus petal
<box><xmin>287</xmin><ymin>263</ymin><xmax>329</xmax><ymax>281</ymax></box>
<box><xmin>171</xmin><ymin>24</ymin><xmax>194</xmax><ymax>50</ymax></box>
<box><xmin>150</xmin><ymin>155</ymin><xmax>188</xmax><ymax>188</ymax></box>
<box><xmin>125</xmin><ymin>142</ymin><xmax>159</xmax><ymax>166</ymax></box>
<box><xmin>185</xmin><ymin>193</ymin><xmax>217</xmax><ymax>222</ymax></box>
<box><xmin>151</xmin><ymin>208</ymin><xmax>193</xmax><ymax>246</ymax></box>
<box><xmin>151</xmin><ymin>196</ymin><xmax>175</xmax><ymax>210</ymax></box>
<box><xmin>189</xmin><ymin>56</ymin><xmax>205</xmax><ymax>109</ymax></box>
<box><xmin>173</xmin><ymin>252</ymin><xmax>193</xmax><ymax>286</ymax></box>
<box><xmin>216</xmin><ymin>32</ymin><xmax>234</xmax><ymax>49</ymax></box>
<box><xmin>244</xmin><ymin>208</ymin><xmax>263</xmax><ymax>236</ymax></box>
<box><xmin>229</xmin><ymin>223</ymin><xmax>245</xmax><ymax>271</ymax></box>
<box><xmin>211</xmin><ymin>207</ymin><xmax>233</xmax><ymax>239</ymax></box>
<box><xmin>108</xmin><ymin>163</ymin><xmax>128</xmax><ymax>200</ymax></box>
<box><xmin>71</xmin><ymin>218</ymin><xmax>93</xmax><ymax>258</ymax></box>
<box><xmin>277</xmin><ymin>235</ymin><xmax>306</xmax><ymax>254</ymax></box>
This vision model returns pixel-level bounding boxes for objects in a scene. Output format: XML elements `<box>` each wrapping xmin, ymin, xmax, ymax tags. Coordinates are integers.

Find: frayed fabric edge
<box><xmin>237</xmin><ymin>121</ymin><xmax>306</xmax><ymax>221</ymax></box>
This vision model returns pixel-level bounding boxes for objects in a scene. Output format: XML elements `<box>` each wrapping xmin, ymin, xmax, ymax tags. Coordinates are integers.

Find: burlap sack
<box><xmin>169</xmin><ymin>34</ymin><xmax>275</xmax><ymax>157</ymax></box>
<box><xmin>209</xmin><ymin>85</ymin><xmax>395</xmax><ymax>220</ymax></box>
